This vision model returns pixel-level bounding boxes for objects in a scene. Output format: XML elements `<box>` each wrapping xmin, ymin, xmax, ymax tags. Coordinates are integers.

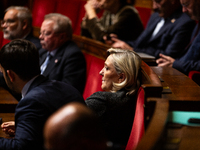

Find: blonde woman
<box><xmin>85</xmin><ymin>48</ymin><xmax>141</xmax><ymax>146</ymax></box>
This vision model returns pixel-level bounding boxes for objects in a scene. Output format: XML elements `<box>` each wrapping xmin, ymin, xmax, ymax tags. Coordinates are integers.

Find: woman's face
<box><xmin>99</xmin><ymin>55</ymin><xmax>120</xmax><ymax>92</ymax></box>
<box><xmin>99</xmin><ymin>0</ymin><xmax>118</xmax><ymax>10</ymax></box>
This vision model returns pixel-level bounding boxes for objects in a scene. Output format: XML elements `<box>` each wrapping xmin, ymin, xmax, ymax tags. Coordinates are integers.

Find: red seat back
<box><xmin>135</xmin><ymin>7</ymin><xmax>152</xmax><ymax>28</ymax></box>
<box><xmin>125</xmin><ymin>87</ymin><xmax>145</xmax><ymax>150</ymax></box>
<box><xmin>83</xmin><ymin>53</ymin><xmax>104</xmax><ymax>100</ymax></box>
<box><xmin>32</xmin><ymin>0</ymin><xmax>57</xmax><ymax>27</ymax></box>
<box><xmin>0</xmin><ymin>31</ymin><xmax>10</xmax><ymax>48</ymax></box>
<box><xmin>0</xmin><ymin>31</ymin><xmax>3</xmax><ymax>48</ymax></box>
<box><xmin>188</xmin><ymin>71</ymin><xmax>200</xmax><ymax>86</ymax></box>
<box><xmin>56</xmin><ymin>0</ymin><xmax>82</xmax><ymax>33</ymax></box>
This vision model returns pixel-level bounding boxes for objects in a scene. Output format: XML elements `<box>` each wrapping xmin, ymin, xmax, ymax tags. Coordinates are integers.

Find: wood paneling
<box><xmin>135</xmin><ymin>0</ymin><xmax>152</xmax><ymax>8</ymax></box>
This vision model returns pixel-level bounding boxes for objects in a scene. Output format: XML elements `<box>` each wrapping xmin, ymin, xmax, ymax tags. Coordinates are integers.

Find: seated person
<box><xmin>1</xmin><ymin>6</ymin><xmax>41</xmax><ymax>49</ymax></box>
<box><xmin>39</xmin><ymin>13</ymin><xmax>86</xmax><ymax>94</ymax></box>
<box><xmin>156</xmin><ymin>0</ymin><xmax>200</xmax><ymax>75</ymax></box>
<box><xmin>110</xmin><ymin>0</ymin><xmax>196</xmax><ymax>59</ymax></box>
<box><xmin>0</xmin><ymin>39</ymin><xmax>85</xmax><ymax>150</ymax></box>
<box><xmin>44</xmin><ymin>102</ymin><xmax>108</xmax><ymax>150</ymax></box>
<box><xmin>85</xmin><ymin>48</ymin><xmax>141</xmax><ymax>146</ymax></box>
<box><xmin>81</xmin><ymin>0</ymin><xmax>143</xmax><ymax>43</ymax></box>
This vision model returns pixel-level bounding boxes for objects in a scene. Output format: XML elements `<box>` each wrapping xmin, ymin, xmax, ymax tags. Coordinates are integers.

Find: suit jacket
<box><xmin>173</xmin><ymin>24</ymin><xmax>200</xmax><ymax>75</ymax></box>
<box><xmin>39</xmin><ymin>40</ymin><xmax>86</xmax><ymax>94</ymax></box>
<box><xmin>85</xmin><ymin>90</ymin><xmax>136</xmax><ymax>146</ymax></box>
<box><xmin>0</xmin><ymin>75</ymin><xmax>85</xmax><ymax>150</ymax></box>
<box><xmin>129</xmin><ymin>7</ymin><xmax>196</xmax><ymax>58</ymax></box>
<box><xmin>25</xmin><ymin>33</ymin><xmax>41</xmax><ymax>50</ymax></box>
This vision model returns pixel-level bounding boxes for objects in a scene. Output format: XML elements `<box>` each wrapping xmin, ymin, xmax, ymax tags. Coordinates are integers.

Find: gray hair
<box><xmin>107</xmin><ymin>48</ymin><xmax>141</xmax><ymax>95</ymax></box>
<box><xmin>44</xmin><ymin>13</ymin><xmax>73</xmax><ymax>39</ymax></box>
<box><xmin>5</xmin><ymin>6</ymin><xmax>32</xmax><ymax>29</ymax></box>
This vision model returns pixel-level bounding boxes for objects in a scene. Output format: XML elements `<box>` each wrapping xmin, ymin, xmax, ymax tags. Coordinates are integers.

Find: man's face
<box><xmin>1</xmin><ymin>9</ymin><xmax>23</xmax><ymax>40</ymax></box>
<box><xmin>39</xmin><ymin>20</ymin><xmax>64</xmax><ymax>51</ymax></box>
<box><xmin>181</xmin><ymin>0</ymin><xmax>198</xmax><ymax>20</ymax></box>
<box><xmin>152</xmin><ymin>0</ymin><xmax>173</xmax><ymax>18</ymax></box>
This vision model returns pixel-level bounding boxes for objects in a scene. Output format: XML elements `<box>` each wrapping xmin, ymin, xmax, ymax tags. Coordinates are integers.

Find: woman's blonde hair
<box><xmin>107</xmin><ymin>48</ymin><xmax>141</xmax><ymax>95</ymax></box>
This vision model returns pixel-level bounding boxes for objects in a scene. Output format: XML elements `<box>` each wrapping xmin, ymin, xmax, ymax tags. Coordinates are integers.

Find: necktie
<box><xmin>40</xmin><ymin>52</ymin><xmax>51</xmax><ymax>74</ymax></box>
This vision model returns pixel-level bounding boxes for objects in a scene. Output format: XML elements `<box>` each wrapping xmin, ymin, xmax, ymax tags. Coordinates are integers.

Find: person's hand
<box><xmin>156</xmin><ymin>54</ymin><xmax>175</xmax><ymax>67</ymax></box>
<box><xmin>103</xmin><ymin>33</ymin><xmax>118</xmax><ymax>46</ymax></box>
<box><xmin>84</xmin><ymin>0</ymin><xmax>101</xmax><ymax>19</ymax></box>
<box><xmin>1</xmin><ymin>121</ymin><xmax>15</xmax><ymax>136</ymax></box>
<box><xmin>111</xmin><ymin>37</ymin><xmax>133</xmax><ymax>50</ymax></box>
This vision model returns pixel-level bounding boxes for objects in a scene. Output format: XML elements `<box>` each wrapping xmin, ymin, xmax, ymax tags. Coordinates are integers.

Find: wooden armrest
<box><xmin>135</xmin><ymin>98</ymin><xmax>169</xmax><ymax>150</ymax></box>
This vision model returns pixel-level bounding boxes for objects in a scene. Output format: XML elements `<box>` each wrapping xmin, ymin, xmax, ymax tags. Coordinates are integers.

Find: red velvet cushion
<box><xmin>135</xmin><ymin>7</ymin><xmax>152</xmax><ymax>28</ymax></box>
<box><xmin>0</xmin><ymin>31</ymin><xmax>3</xmax><ymax>48</ymax></box>
<box><xmin>56</xmin><ymin>0</ymin><xmax>82</xmax><ymax>33</ymax></box>
<box><xmin>0</xmin><ymin>31</ymin><xmax>10</xmax><ymax>48</ymax></box>
<box><xmin>188</xmin><ymin>71</ymin><xmax>200</xmax><ymax>86</ymax></box>
<box><xmin>125</xmin><ymin>87</ymin><xmax>145</xmax><ymax>150</ymax></box>
<box><xmin>83</xmin><ymin>53</ymin><xmax>104</xmax><ymax>100</ymax></box>
<box><xmin>32</xmin><ymin>0</ymin><xmax>57</xmax><ymax>27</ymax></box>
<box><xmin>73</xmin><ymin>0</ymin><xmax>87</xmax><ymax>35</ymax></box>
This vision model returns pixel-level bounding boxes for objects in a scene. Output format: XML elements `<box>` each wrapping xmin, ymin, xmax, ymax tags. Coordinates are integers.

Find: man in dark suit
<box><xmin>156</xmin><ymin>0</ymin><xmax>200</xmax><ymax>75</ymax></box>
<box><xmin>0</xmin><ymin>39</ymin><xmax>85</xmax><ymax>150</ymax></box>
<box><xmin>1</xmin><ymin>6</ymin><xmax>41</xmax><ymax>49</ymax></box>
<box><xmin>110</xmin><ymin>0</ymin><xmax>195</xmax><ymax>59</ymax></box>
<box><xmin>39</xmin><ymin>13</ymin><xmax>86</xmax><ymax>94</ymax></box>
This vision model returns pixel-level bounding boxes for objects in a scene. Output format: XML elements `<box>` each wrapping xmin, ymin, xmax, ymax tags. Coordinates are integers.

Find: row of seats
<box><xmin>31</xmin><ymin>0</ymin><xmax>152</xmax><ymax>35</ymax></box>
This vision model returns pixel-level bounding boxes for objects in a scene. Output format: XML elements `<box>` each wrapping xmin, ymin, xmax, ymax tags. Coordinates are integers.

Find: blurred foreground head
<box><xmin>44</xmin><ymin>102</ymin><xmax>108</xmax><ymax>150</ymax></box>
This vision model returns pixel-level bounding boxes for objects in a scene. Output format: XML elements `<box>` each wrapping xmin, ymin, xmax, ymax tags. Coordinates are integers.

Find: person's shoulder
<box><xmin>117</xmin><ymin>5</ymin><xmax>139</xmax><ymax>16</ymax></box>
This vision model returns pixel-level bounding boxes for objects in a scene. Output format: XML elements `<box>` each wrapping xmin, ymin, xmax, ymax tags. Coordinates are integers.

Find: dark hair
<box><xmin>0</xmin><ymin>39</ymin><xmax>40</xmax><ymax>81</ymax></box>
<box><xmin>120</xmin><ymin>0</ymin><xmax>136</xmax><ymax>6</ymax></box>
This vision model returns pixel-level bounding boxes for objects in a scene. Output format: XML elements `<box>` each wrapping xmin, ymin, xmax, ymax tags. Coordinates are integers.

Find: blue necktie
<box><xmin>40</xmin><ymin>52</ymin><xmax>51</xmax><ymax>74</ymax></box>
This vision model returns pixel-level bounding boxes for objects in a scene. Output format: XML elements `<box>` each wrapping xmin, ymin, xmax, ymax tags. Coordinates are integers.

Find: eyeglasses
<box><xmin>1</xmin><ymin>19</ymin><xmax>16</xmax><ymax>26</ymax></box>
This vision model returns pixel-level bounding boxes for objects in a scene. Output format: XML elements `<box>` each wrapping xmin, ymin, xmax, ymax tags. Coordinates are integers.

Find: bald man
<box><xmin>44</xmin><ymin>102</ymin><xmax>108</xmax><ymax>150</ymax></box>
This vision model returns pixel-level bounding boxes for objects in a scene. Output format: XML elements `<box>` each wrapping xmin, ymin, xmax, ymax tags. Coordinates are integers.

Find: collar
<box><xmin>49</xmin><ymin>48</ymin><xmax>58</xmax><ymax>57</ymax></box>
<box><xmin>21</xmin><ymin>75</ymin><xmax>39</xmax><ymax>99</ymax></box>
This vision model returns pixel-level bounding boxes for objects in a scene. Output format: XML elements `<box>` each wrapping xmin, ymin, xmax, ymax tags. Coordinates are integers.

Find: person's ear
<box><xmin>118</xmin><ymin>73</ymin><xmax>125</xmax><ymax>83</ymax></box>
<box><xmin>22</xmin><ymin>20</ymin><xmax>28</xmax><ymax>30</ymax></box>
<box><xmin>7</xmin><ymin>70</ymin><xmax>15</xmax><ymax>82</ymax></box>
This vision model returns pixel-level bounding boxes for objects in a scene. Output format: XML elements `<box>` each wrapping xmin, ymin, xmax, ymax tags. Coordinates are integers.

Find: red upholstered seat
<box><xmin>56</xmin><ymin>0</ymin><xmax>83</xmax><ymax>34</ymax></box>
<box><xmin>188</xmin><ymin>71</ymin><xmax>200</xmax><ymax>86</ymax></box>
<box><xmin>0</xmin><ymin>31</ymin><xmax>3</xmax><ymax>48</ymax></box>
<box><xmin>0</xmin><ymin>31</ymin><xmax>10</xmax><ymax>48</ymax></box>
<box><xmin>135</xmin><ymin>7</ymin><xmax>152</xmax><ymax>28</ymax></box>
<box><xmin>32</xmin><ymin>0</ymin><xmax>57</xmax><ymax>27</ymax></box>
<box><xmin>125</xmin><ymin>87</ymin><xmax>145</xmax><ymax>150</ymax></box>
<box><xmin>83</xmin><ymin>53</ymin><xmax>104</xmax><ymax>100</ymax></box>
<box><xmin>74</xmin><ymin>0</ymin><xmax>87</xmax><ymax>35</ymax></box>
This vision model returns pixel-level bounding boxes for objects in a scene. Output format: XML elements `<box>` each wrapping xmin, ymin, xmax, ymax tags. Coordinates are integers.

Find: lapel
<box><xmin>39</xmin><ymin>49</ymin><xmax>48</xmax><ymax>66</ymax></box>
<box><xmin>137</xmin><ymin>15</ymin><xmax>161</xmax><ymax>44</ymax></box>
<box><xmin>148</xmin><ymin>7</ymin><xmax>182</xmax><ymax>43</ymax></box>
<box><xmin>42</xmin><ymin>44</ymin><xmax>66</xmax><ymax>76</ymax></box>
<box><xmin>26</xmin><ymin>75</ymin><xmax>47</xmax><ymax>95</ymax></box>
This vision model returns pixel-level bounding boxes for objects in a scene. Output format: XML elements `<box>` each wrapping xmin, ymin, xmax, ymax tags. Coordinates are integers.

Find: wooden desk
<box><xmin>0</xmin><ymin>87</ymin><xmax>18</xmax><ymax>113</ymax></box>
<box><xmin>0</xmin><ymin>113</ymin><xmax>15</xmax><ymax>138</ymax></box>
<box><xmin>151</xmin><ymin>66</ymin><xmax>200</xmax><ymax>111</ymax></box>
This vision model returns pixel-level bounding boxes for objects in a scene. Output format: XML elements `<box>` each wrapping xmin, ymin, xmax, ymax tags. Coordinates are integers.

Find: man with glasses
<box><xmin>109</xmin><ymin>0</ymin><xmax>195</xmax><ymax>59</ymax></box>
<box><xmin>39</xmin><ymin>13</ymin><xmax>86</xmax><ymax>94</ymax></box>
<box><xmin>157</xmin><ymin>0</ymin><xmax>200</xmax><ymax>75</ymax></box>
<box><xmin>1</xmin><ymin>6</ymin><xmax>41</xmax><ymax>50</ymax></box>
